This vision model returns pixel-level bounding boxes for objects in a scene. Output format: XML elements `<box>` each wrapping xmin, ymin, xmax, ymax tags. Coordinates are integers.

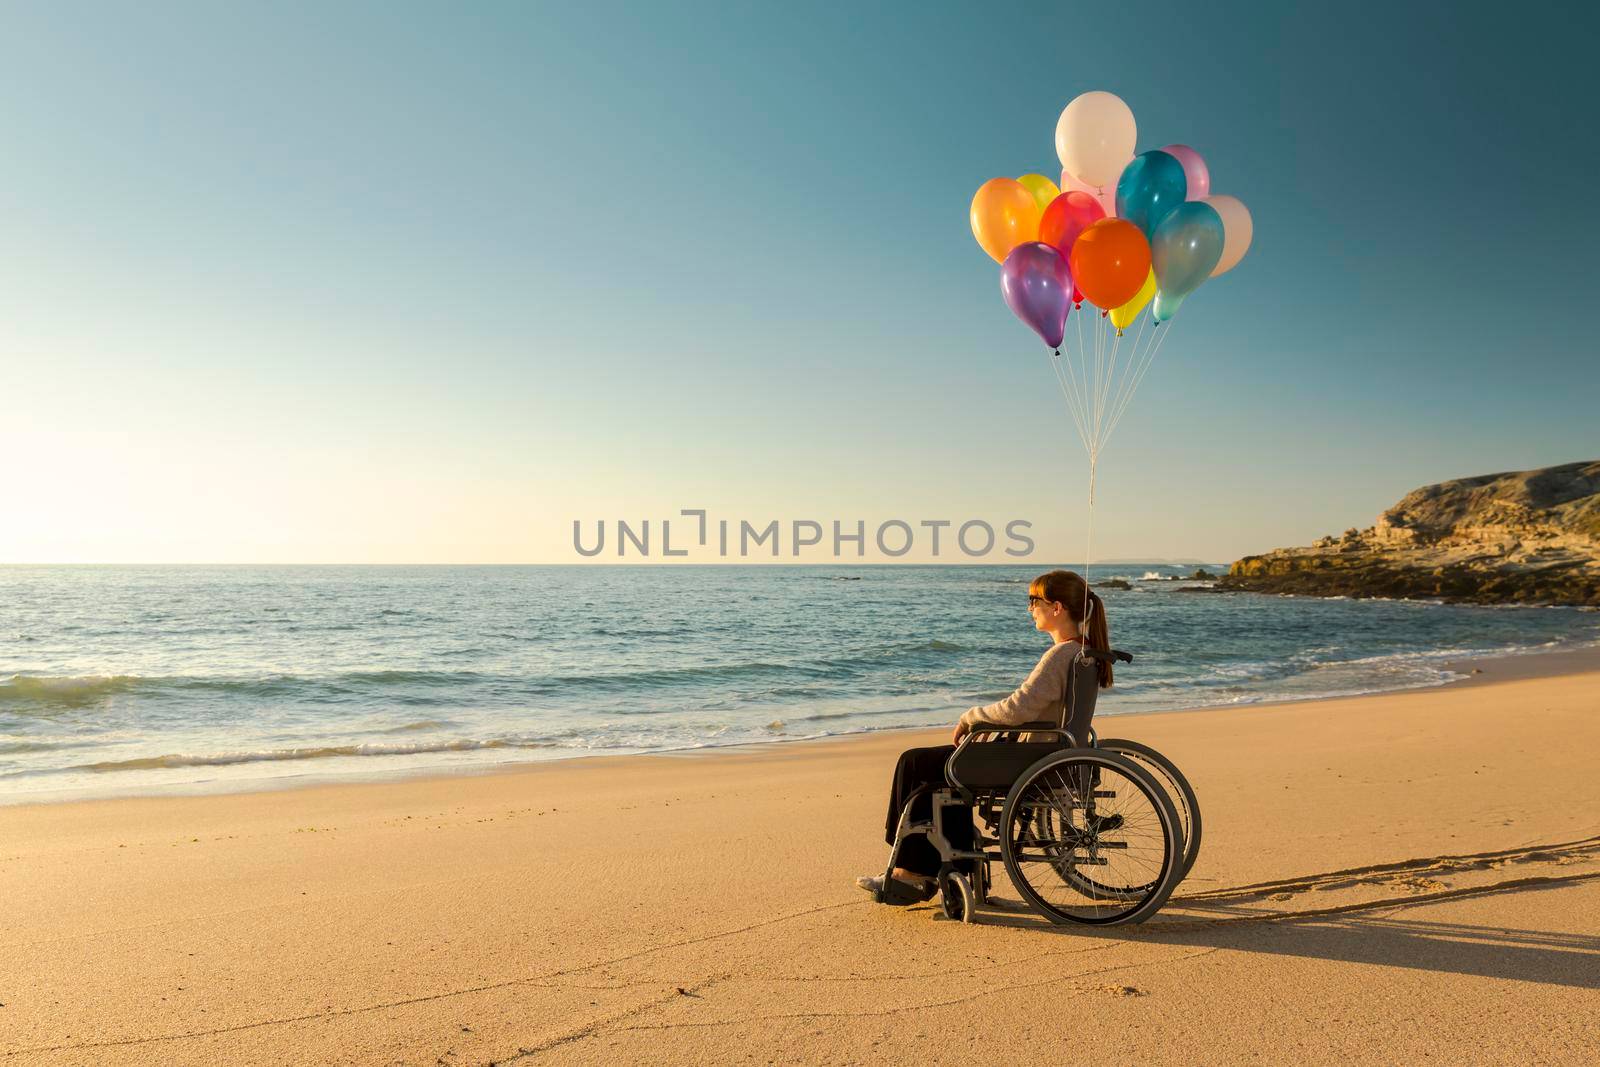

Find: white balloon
<box><xmin>1055</xmin><ymin>91</ymin><xmax>1137</xmax><ymax>191</ymax></box>
<box><xmin>1204</xmin><ymin>195</ymin><xmax>1253</xmax><ymax>277</ymax></box>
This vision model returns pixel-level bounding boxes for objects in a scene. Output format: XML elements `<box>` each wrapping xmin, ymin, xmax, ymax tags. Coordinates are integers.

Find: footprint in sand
<box><xmin>1391</xmin><ymin>876</ymin><xmax>1448</xmax><ymax>892</ymax></box>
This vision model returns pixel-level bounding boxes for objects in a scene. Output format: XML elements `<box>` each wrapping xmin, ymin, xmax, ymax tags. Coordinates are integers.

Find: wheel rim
<box><xmin>1000</xmin><ymin>752</ymin><xmax>1180</xmax><ymax>925</ymax></box>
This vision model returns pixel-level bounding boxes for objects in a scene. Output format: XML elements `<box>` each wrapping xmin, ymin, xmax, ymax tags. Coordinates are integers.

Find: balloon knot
<box><xmin>1053</xmin><ymin>348</ymin><xmax>1060</xmax><ymax>357</ymax></box>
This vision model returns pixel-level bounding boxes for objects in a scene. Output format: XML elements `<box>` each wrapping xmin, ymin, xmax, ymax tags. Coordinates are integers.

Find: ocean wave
<box><xmin>0</xmin><ymin>674</ymin><xmax>143</xmax><ymax>707</ymax></box>
<box><xmin>1098</xmin><ymin>670</ymin><xmax>1466</xmax><ymax>715</ymax></box>
<box><xmin>57</xmin><ymin>737</ymin><xmax>551</xmax><ymax>775</ymax></box>
<box><xmin>783</xmin><ymin>704</ymin><xmax>948</xmax><ymax>724</ymax></box>
<box><xmin>378</xmin><ymin>719</ymin><xmax>457</xmax><ymax>733</ymax></box>
<box><xmin>0</xmin><ymin>740</ymin><xmax>75</xmax><ymax>755</ymax></box>
<box><xmin>0</xmin><ymin>670</ymin><xmax>496</xmax><ymax>708</ymax></box>
<box><xmin>0</xmin><ymin>651</ymin><xmax>972</xmax><ymax>710</ymax></box>
<box><xmin>531</xmin><ymin>644</ymin><xmax>974</xmax><ymax>693</ymax></box>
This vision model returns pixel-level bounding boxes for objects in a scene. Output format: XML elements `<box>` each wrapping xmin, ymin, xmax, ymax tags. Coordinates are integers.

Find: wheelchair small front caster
<box><xmin>941</xmin><ymin>872</ymin><xmax>976</xmax><ymax>924</ymax></box>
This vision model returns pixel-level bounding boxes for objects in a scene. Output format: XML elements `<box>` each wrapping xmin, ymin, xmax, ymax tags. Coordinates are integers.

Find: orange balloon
<box><xmin>969</xmin><ymin>178</ymin><xmax>1042</xmax><ymax>264</ymax></box>
<box><xmin>1068</xmin><ymin>217</ymin><xmax>1151</xmax><ymax>309</ymax></box>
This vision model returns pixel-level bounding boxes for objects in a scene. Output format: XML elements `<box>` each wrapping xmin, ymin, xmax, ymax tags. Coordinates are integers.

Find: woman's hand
<box><xmin>951</xmin><ymin>719</ymin><xmax>971</xmax><ymax>746</ymax></box>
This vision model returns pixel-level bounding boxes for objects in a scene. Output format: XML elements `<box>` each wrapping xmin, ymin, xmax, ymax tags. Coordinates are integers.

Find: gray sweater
<box><xmin>959</xmin><ymin>640</ymin><xmax>1081</xmax><ymax>728</ymax></box>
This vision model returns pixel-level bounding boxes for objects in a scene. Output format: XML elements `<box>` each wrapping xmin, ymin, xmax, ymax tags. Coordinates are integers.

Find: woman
<box><xmin>856</xmin><ymin>568</ymin><xmax>1113</xmax><ymax>902</ymax></box>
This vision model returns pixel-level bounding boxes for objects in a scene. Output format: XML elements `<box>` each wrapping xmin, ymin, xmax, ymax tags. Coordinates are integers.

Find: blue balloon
<box><xmin>1115</xmin><ymin>151</ymin><xmax>1187</xmax><ymax>239</ymax></box>
<box><xmin>1150</xmin><ymin>201</ymin><xmax>1225</xmax><ymax>322</ymax></box>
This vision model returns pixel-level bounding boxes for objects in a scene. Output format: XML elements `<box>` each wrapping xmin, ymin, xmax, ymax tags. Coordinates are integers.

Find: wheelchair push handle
<box><xmin>1077</xmin><ymin>646</ymin><xmax>1133</xmax><ymax>665</ymax></box>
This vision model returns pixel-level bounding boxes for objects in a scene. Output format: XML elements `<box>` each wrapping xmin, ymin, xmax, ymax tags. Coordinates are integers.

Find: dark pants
<box><xmin>884</xmin><ymin>745</ymin><xmax>973</xmax><ymax>877</ymax></box>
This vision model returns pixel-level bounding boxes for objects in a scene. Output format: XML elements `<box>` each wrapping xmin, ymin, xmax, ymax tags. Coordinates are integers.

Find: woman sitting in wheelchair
<box><xmin>857</xmin><ymin>568</ymin><xmax>1112</xmax><ymax>904</ymax></box>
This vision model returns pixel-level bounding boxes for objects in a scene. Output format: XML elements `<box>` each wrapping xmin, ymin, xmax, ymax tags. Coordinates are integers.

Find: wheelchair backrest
<box><xmin>1058</xmin><ymin>645</ymin><xmax>1132</xmax><ymax>744</ymax></box>
<box><xmin>1059</xmin><ymin>652</ymin><xmax>1101</xmax><ymax>744</ymax></box>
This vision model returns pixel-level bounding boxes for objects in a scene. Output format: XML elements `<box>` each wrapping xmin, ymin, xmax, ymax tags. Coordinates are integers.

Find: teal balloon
<box><xmin>1151</xmin><ymin>290</ymin><xmax>1183</xmax><ymax>323</ymax></box>
<box><xmin>1150</xmin><ymin>201</ymin><xmax>1224</xmax><ymax>323</ymax></box>
<box><xmin>1115</xmin><ymin>151</ymin><xmax>1187</xmax><ymax>239</ymax></box>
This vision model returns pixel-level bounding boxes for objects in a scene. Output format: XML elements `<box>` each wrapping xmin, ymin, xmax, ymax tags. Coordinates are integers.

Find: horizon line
<box><xmin>0</xmin><ymin>559</ymin><xmax>1230</xmax><ymax>568</ymax></box>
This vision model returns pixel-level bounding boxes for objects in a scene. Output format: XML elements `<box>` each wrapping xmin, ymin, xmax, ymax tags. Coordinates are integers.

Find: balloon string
<box><xmin>1073</xmin><ymin>302</ymin><xmax>1089</xmax><ymax>434</ymax></box>
<box><xmin>1101</xmin><ymin>320</ymin><xmax>1142</xmax><ymax>447</ymax></box>
<box><xmin>1057</xmin><ymin>318</ymin><xmax>1091</xmax><ymax>442</ymax></box>
<box><xmin>1088</xmin><ymin>308</ymin><xmax>1100</xmax><ymax>447</ymax></box>
<box><xmin>1091</xmin><ymin>314</ymin><xmax>1107</xmax><ymax>451</ymax></box>
<box><xmin>1083</xmin><ymin>452</ymin><xmax>1096</xmax><ymax>642</ymax></box>
<box><xmin>1108</xmin><ymin>308</ymin><xmax>1151</xmax><ymax>448</ymax></box>
<box><xmin>1104</xmin><ymin>319</ymin><xmax>1176</xmax><ymax>446</ymax></box>
<box><xmin>1095</xmin><ymin>316</ymin><xmax>1124</xmax><ymax>455</ymax></box>
<box><xmin>1070</xmin><ymin>316</ymin><xmax>1098</xmax><ymax>447</ymax></box>
<box><xmin>1102</xmin><ymin>322</ymin><xmax>1152</xmax><ymax>448</ymax></box>
<box><xmin>1105</xmin><ymin>311</ymin><xmax>1157</xmax><ymax>446</ymax></box>
<box><xmin>1116</xmin><ymin>318</ymin><xmax>1169</xmax><ymax>430</ymax></box>
<box><xmin>1048</xmin><ymin>348</ymin><xmax>1091</xmax><ymax>454</ymax></box>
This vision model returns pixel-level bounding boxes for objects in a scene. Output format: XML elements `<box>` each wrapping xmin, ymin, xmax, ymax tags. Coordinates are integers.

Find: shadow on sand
<box><xmin>925</xmin><ymin>846</ymin><xmax>1600</xmax><ymax>990</ymax></box>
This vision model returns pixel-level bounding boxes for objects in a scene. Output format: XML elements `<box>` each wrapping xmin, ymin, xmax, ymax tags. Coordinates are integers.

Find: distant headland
<box><xmin>1220</xmin><ymin>461</ymin><xmax>1600</xmax><ymax>606</ymax></box>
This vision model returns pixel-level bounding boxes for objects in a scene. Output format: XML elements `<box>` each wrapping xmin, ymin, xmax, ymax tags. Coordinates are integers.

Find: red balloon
<box><xmin>1039</xmin><ymin>191</ymin><xmax>1106</xmax><ymax>259</ymax></box>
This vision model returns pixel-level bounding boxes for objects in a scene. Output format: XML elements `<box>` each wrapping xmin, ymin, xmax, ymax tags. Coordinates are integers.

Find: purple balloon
<box><xmin>1000</xmin><ymin>242</ymin><xmax>1073</xmax><ymax>349</ymax></box>
<box><xmin>1159</xmin><ymin>144</ymin><xmax>1211</xmax><ymax>201</ymax></box>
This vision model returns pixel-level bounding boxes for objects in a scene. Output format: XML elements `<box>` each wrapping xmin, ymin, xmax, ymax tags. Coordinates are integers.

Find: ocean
<box><xmin>2</xmin><ymin>564</ymin><xmax>1596</xmax><ymax>803</ymax></box>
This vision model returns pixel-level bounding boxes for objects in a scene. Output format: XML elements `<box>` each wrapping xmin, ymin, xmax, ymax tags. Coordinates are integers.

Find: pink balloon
<box><xmin>1059</xmin><ymin>165</ymin><xmax>1118</xmax><ymax>218</ymax></box>
<box><xmin>1159</xmin><ymin>144</ymin><xmax>1211</xmax><ymax>201</ymax></box>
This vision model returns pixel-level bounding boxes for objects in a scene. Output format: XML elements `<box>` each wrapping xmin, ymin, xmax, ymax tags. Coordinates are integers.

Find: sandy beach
<box><xmin>4</xmin><ymin>653</ymin><xmax>1599</xmax><ymax>1065</ymax></box>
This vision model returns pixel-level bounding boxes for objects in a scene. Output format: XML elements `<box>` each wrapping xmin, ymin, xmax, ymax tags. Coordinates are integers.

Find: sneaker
<box><xmin>854</xmin><ymin>874</ymin><xmax>938</xmax><ymax>904</ymax></box>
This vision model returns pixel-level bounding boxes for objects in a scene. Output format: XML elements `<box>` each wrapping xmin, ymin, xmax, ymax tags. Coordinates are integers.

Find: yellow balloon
<box><xmin>970</xmin><ymin>178</ymin><xmax>1042</xmax><ymax>263</ymax></box>
<box><xmin>1016</xmin><ymin>173</ymin><xmax>1061</xmax><ymax>212</ymax></box>
<box><xmin>1109</xmin><ymin>268</ymin><xmax>1156</xmax><ymax>334</ymax></box>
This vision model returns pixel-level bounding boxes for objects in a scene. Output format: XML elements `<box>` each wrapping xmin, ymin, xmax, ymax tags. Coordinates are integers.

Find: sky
<box><xmin>3</xmin><ymin>1</ymin><xmax>1596</xmax><ymax>564</ymax></box>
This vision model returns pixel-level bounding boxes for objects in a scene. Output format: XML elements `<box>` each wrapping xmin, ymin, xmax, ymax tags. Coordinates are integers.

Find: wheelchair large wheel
<box><xmin>1096</xmin><ymin>738</ymin><xmax>1202</xmax><ymax>882</ymax></box>
<box><xmin>999</xmin><ymin>750</ymin><xmax>1183</xmax><ymax>925</ymax></box>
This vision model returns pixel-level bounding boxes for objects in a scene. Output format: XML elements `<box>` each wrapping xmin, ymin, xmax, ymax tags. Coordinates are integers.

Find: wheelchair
<box><xmin>875</xmin><ymin>646</ymin><xmax>1202</xmax><ymax>925</ymax></box>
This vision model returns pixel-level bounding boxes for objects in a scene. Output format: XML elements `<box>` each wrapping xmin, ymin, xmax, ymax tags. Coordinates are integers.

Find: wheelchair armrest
<box><xmin>966</xmin><ymin>720</ymin><xmax>1060</xmax><ymax>735</ymax></box>
<box><xmin>947</xmin><ymin>723</ymin><xmax>1081</xmax><ymax>800</ymax></box>
<box><xmin>960</xmin><ymin>721</ymin><xmax>1089</xmax><ymax>749</ymax></box>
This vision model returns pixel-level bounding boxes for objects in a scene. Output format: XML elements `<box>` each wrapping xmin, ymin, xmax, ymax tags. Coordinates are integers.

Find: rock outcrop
<box><xmin>1219</xmin><ymin>461</ymin><xmax>1600</xmax><ymax>605</ymax></box>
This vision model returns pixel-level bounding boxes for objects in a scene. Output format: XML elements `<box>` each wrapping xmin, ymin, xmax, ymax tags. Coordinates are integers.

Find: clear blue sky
<box><xmin>3</xmin><ymin>2</ymin><xmax>1595</xmax><ymax>563</ymax></box>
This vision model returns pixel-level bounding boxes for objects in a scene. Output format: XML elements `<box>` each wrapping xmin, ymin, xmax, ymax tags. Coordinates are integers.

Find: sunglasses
<box><xmin>1028</xmin><ymin>595</ymin><xmax>1055</xmax><ymax>609</ymax></box>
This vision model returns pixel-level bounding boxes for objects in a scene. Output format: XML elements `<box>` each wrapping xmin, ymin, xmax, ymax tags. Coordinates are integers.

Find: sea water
<box><xmin>2</xmin><ymin>564</ymin><xmax>1595</xmax><ymax>803</ymax></box>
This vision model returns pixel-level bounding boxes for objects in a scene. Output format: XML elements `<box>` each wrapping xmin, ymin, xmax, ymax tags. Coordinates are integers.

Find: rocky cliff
<box><xmin>1219</xmin><ymin>461</ymin><xmax>1600</xmax><ymax>605</ymax></box>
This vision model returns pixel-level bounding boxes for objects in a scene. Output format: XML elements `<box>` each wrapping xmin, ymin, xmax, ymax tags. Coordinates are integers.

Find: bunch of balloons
<box><xmin>969</xmin><ymin>91</ymin><xmax>1256</xmax><ymax>603</ymax></box>
<box><xmin>971</xmin><ymin>90</ymin><xmax>1252</xmax><ymax>350</ymax></box>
